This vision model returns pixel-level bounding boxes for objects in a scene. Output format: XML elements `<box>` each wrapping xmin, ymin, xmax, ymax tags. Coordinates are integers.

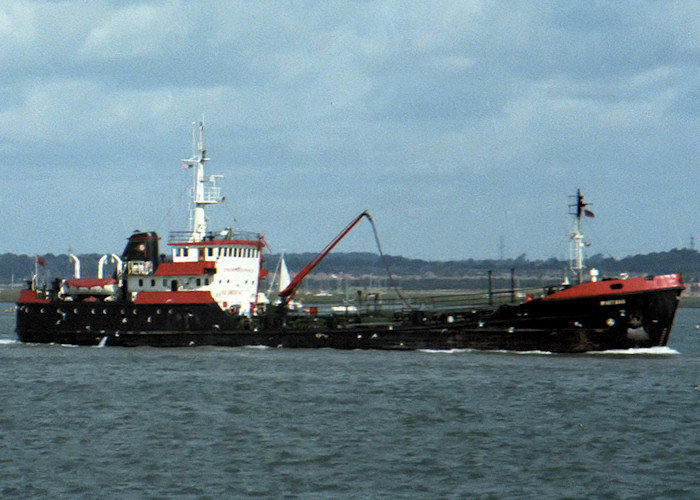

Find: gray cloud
<box><xmin>1</xmin><ymin>1</ymin><xmax>697</xmax><ymax>261</ymax></box>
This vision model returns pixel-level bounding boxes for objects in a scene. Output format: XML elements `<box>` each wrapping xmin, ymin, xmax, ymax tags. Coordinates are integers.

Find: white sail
<box><xmin>279</xmin><ymin>255</ymin><xmax>291</xmax><ymax>293</ymax></box>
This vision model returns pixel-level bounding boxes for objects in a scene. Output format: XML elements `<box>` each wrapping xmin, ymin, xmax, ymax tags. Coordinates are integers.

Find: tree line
<box><xmin>2</xmin><ymin>248</ymin><xmax>697</xmax><ymax>286</ymax></box>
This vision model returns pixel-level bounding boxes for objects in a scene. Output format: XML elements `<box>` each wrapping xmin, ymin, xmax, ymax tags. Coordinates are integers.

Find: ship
<box><xmin>16</xmin><ymin>121</ymin><xmax>685</xmax><ymax>352</ymax></box>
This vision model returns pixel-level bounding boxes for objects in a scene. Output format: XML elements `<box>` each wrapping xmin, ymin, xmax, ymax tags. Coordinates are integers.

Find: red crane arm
<box><xmin>278</xmin><ymin>211</ymin><xmax>370</xmax><ymax>304</ymax></box>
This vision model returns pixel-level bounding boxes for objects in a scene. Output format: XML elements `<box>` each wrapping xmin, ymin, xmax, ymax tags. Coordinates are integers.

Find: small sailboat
<box><xmin>279</xmin><ymin>254</ymin><xmax>291</xmax><ymax>295</ymax></box>
<box><xmin>266</xmin><ymin>252</ymin><xmax>301</xmax><ymax>310</ymax></box>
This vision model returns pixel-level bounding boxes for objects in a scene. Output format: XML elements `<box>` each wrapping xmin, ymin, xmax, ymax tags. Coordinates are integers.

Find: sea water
<box><xmin>1</xmin><ymin>304</ymin><xmax>698</xmax><ymax>499</ymax></box>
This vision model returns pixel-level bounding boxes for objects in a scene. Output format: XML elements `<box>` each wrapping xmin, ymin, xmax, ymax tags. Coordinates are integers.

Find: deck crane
<box><xmin>278</xmin><ymin>211</ymin><xmax>372</xmax><ymax>306</ymax></box>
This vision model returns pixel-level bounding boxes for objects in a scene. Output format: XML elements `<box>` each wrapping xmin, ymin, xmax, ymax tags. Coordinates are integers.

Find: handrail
<box><xmin>297</xmin><ymin>286</ymin><xmax>548</xmax><ymax>315</ymax></box>
<box><xmin>168</xmin><ymin>230</ymin><xmax>262</xmax><ymax>244</ymax></box>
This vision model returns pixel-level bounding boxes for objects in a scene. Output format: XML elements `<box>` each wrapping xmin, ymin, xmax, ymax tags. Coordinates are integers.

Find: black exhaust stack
<box><xmin>122</xmin><ymin>231</ymin><xmax>160</xmax><ymax>266</ymax></box>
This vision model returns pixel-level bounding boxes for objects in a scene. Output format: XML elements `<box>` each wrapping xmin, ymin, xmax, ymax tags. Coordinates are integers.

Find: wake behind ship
<box><xmin>16</xmin><ymin>122</ymin><xmax>684</xmax><ymax>352</ymax></box>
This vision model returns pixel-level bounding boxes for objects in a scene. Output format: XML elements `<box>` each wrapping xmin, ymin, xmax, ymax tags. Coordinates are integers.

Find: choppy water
<box><xmin>1</xmin><ymin>304</ymin><xmax>699</xmax><ymax>499</ymax></box>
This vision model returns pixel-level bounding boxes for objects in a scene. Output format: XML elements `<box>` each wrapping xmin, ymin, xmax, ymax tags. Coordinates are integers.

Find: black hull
<box><xmin>16</xmin><ymin>287</ymin><xmax>682</xmax><ymax>353</ymax></box>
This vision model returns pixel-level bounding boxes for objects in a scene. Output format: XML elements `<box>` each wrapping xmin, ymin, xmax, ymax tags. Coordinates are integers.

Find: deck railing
<box><xmin>303</xmin><ymin>286</ymin><xmax>550</xmax><ymax>316</ymax></box>
<box><xmin>192</xmin><ymin>186</ymin><xmax>222</xmax><ymax>204</ymax></box>
<box><xmin>168</xmin><ymin>230</ymin><xmax>262</xmax><ymax>245</ymax></box>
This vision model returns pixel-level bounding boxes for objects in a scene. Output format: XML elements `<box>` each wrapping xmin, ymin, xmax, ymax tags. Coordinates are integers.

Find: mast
<box><xmin>568</xmin><ymin>189</ymin><xmax>593</xmax><ymax>284</ymax></box>
<box><xmin>181</xmin><ymin>116</ymin><xmax>223</xmax><ymax>242</ymax></box>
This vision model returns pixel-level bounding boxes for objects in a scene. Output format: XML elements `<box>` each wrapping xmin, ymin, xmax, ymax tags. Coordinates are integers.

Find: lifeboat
<box><xmin>62</xmin><ymin>278</ymin><xmax>118</xmax><ymax>298</ymax></box>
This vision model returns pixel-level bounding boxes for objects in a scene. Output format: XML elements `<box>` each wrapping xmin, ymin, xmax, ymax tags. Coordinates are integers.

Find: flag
<box><xmin>584</xmin><ymin>209</ymin><xmax>595</xmax><ymax>218</ymax></box>
<box><xmin>36</xmin><ymin>255</ymin><xmax>45</xmax><ymax>267</ymax></box>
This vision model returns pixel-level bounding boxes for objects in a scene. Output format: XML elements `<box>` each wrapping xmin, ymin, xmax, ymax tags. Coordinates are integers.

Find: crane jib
<box><xmin>278</xmin><ymin>211</ymin><xmax>371</xmax><ymax>302</ymax></box>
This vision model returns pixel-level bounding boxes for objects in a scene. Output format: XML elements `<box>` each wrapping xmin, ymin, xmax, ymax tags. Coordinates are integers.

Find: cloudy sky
<box><xmin>1</xmin><ymin>1</ymin><xmax>698</xmax><ymax>262</ymax></box>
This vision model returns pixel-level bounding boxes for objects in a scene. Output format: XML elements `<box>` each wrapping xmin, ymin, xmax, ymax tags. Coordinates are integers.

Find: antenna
<box><xmin>191</xmin><ymin>121</ymin><xmax>197</xmax><ymax>158</ymax></box>
<box><xmin>198</xmin><ymin>113</ymin><xmax>205</xmax><ymax>160</ymax></box>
